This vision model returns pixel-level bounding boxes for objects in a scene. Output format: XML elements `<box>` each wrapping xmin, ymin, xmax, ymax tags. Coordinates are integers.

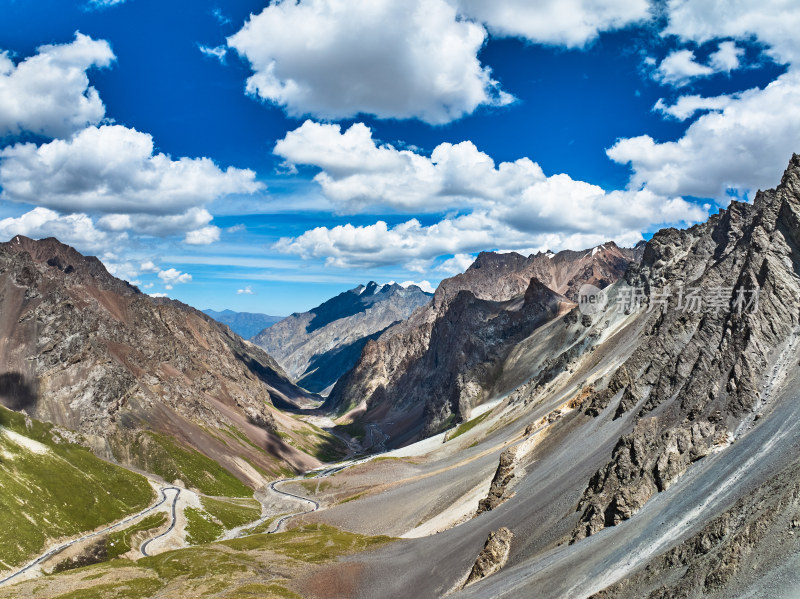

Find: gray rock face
<box><xmin>464</xmin><ymin>527</ymin><xmax>514</xmax><ymax>587</ymax></box>
<box><xmin>252</xmin><ymin>282</ymin><xmax>432</xmax><ymax>394</ymax></box>
<box><xmin>573</xmin><ymin>154</ymin><xmax>800</xmax><ymax>542</ymax></box>
<box><xmin>326</xmin><ymin>246</ymin><xmax>636</xmax><ymax>446</ymax></box>
<box><xmin>0</xmin><ymin>236</ymin><xmax>323</xmax><ymax>482</ymax></box>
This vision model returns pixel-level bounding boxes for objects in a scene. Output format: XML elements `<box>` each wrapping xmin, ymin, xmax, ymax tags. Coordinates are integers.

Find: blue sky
<box><xmin>0</xmin><ymin>0</ymin><xmax>798</xmax><ymax>315</ymax></box>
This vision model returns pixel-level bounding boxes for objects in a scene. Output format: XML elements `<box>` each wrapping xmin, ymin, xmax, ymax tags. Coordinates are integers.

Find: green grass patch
<box><xmin>184</xmin><ymin>507</ymin><xmax>224</xmax><ymax>545</ymax></box>
<box><xmin>106</xmin><ymin>512</ymin><xmax>168</xmax><ymax>559</ymax></box>
<box><xmin>139</xmin><ymin>546</ymin><xmax>253</xmax><ymax>579</ymax></box>
<box><xmin>200</xmin><ymin>497</ymin><xmax>261</xmax><ymax>529</ymax></box>
<box><xmin>447</xmin><ymin>411</ymin><xmax>491</xmax><ymax>441</ymax></box>
<box><xmin>51</xmin><ymin>577</ymin><xmax>162</xmax><ymax>599</ymax></box>
<box><xmin>241</xmin><ymin>516</ymin><xmax>280</xmax><ymax>536</ymax></box>
<box><xmin>123</xmin><ymin>431</ymin><xmax>252</xmax><ymax>498</ymax></box>
<box><xmin>222</xmin><ymin>523</ymin><xmax>393</xmax><ymax>563</ymax></box>
<box><xmin>332</xmin><ymin>421</ymin><xmax>366</xmax><ymax>441</ymax></box>
<box><xmin>0</xmin><ymin>406</ymin><xmax>154</xmax><ymax>569</ymax></box>
<box><xmin>339</xmin><ymin>491</ymin><xmax>366</xmax><ymax>504</ymax></box>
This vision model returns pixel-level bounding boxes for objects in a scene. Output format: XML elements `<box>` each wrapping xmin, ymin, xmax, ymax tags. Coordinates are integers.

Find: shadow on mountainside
<box><xmin>0</xmin><ymin>372</ymin><xmax>38</xmax><ymax>411</ymax></box>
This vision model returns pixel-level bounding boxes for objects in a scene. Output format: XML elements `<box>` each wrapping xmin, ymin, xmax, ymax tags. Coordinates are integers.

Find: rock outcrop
<box><xmin>464</xmin><ymin>527</ymin><xmax>515</xmax><ymax>587</ymax></box>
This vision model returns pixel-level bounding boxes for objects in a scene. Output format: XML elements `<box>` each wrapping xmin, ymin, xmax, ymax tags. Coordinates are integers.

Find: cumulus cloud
<box><xmin>158</xmin><ymin>268</ymin><xmax>192</xmax><ymax>289</ymax></box>
<box><xmin>140</xmin><ymin>260</ymin><xmax>159</xmax><ymax>273</ymax></box>
<box><xmin>664</xmin><ymin>0</ymin><xmax>800</xmax><ymax>66</ymax></box>
<box><xmin>437</xmin><ymin>253</ymin><xmax>476</xmax><ymax>275</ymax></box>
<box><xmin>276</xmin><ymin>191</ymin><xmax>706</xmax><ymax>270</ymax></box>
<box><xmin>0</xmin><ymin>207</ymin><xmax>113</xmax><ymax>251</ymax></box>
<box><xmin>275</xmin><ymin>120</ymin><xmax>547</xmax><ymax>213</ymax></box>
<box><xmin>185</xmin><ymin>225</ymin><xmax>221</xmax><ymax>245</ymax></box>
<box><xmin>654</xmin><ymin>49</ymin><xmax>713</xmax><ymax>86</ymax></box>
<box><xmin>0</xmin><ymin>125</ymin><xmax>262</xmax><ymax>217</ymax></box>
<box><xmin>654</xmin><ymin>94</ymin><xmax>734</xmax><ymax>120</ymax></box>
<box><xmin>399</xmin><ymin>280</ymin><xmax>435</xmax><ymax>293</ymax></box>
<box><xmin>0</xmin><ymin>32</ymin><xmax>114</xmax><ymax>138</ymax></box>
<box><xmin>709</xmin><ymin>41</ymin><xmax>744</xmax><ymax>71</ymax></box>
<box><xmin>455</xmin><ymin>0</ymin><xmax>651</xmax><ymax>47</ymax></box>
<box><xmin>609</xmin><ymin>70</ymin><xmax>800</xmax><ymax>199</ymax></box>
<box><xmin>227</xmin><ymin>0</ymin><xmax>512</xmax><ymax>124</ymax></box>
<box><xmin>236</xmin><ymin>286</ymin><xmax>255</xmax><ymax>295</ymax></box>
<box><xmin>654</xmin><ymin>41</ymin><xmax>742</xmax><ymax>87</ymax></box>
<box><xmin>609</xmin><ymin>2</ymin><xmax>800</xmax><ymax>201</ymax></box>
<box><xmin>274</xmin><ymin>120</ymin><xmax>707</xmax><ymax>268</ymax></box>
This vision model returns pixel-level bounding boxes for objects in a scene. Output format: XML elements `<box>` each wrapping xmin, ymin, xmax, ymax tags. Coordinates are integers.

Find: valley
<box><xmin>2</xmin><ymin>157</ymin><xmax>800</xmax><ymax>598</ymax></box>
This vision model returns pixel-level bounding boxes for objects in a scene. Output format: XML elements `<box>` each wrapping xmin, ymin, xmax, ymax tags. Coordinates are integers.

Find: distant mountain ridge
<box><xmin>202</xmin><ymin>309</ymin><xmax>283</xmax><ymax>339</ymax></box>
<box><xmin>252</xmin><ymin>281</ymin><xmax>433</xmax><ymax>394</ymax></box>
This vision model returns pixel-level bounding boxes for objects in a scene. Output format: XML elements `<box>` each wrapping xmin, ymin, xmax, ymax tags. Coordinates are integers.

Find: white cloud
<box><xmin>664</xmin><ymin>0</ymin><xmax>800</xmax><ymax>66</ymax></box>
<box><xmin>274</xmin><ymin>120</ymin><xmax>707</xmax><ymax>269</ymax></box>
<box><xmin>140</xmin><ymin>260</ymin><xmax>159</xmax><ymax>273</ymax></box>
<box><xmin>455</xmin><ymin>0</ymin><xmax>651</xmax><ymax>48</ymax></box>
<box><xmin>158</xmin><ymin>268</ymin><xmax>192</xmax><ymax>290</ymax></box>
<box><xmin>654</xmin><ymin>49</ymin><xmax>713</xmax><ymax>86</ymax></box>
<box><xmin>0</xmin><ymin>125</ymin><xmax>262</xmax><ymax>216</ymax></box>
<box><xmin>89</xmin><ymin>0</ymin><xmax>126</xmax><ymax>6</ymax></box>
<box><xmin>227</xmin><ymin>0</ymin><xmax>512</xmax><ymax>124</ymax></box>
<box><xmin>275</xmin><ymin>120</ymin><xmax>546</xmax><ymax>213</ymax></box>
<box><xmin>609</xmin><ymin>70</ymin><xmax>800</xmax><ymax>199</ymax></box>
<box><xmin>185</xmin><ymin>225</ymin><xmax>221</xmax><ymax>245</ymax></box>
<box><xmin>199</xmin><ymin>44</ymin><xmax>227</xmax><ymax>64</ymax></box>
<box><xmin>236</xmin><ymin>286</ymin><xmax>255</xmax><ymax>295</ymax></box>
<box><xmin>654</xmin><ymin>94</ymin><xmax>734</xmax><ymax>120</ymax></box>
<box><xmin>399</xmin><ymin>280</ymin><xmax>435</xmax><ymax>293</ymax></box>
<box><xmin>709</xmin><ymin>40</ymin><xmax>744</xmax><ymax>72</ymax></box>
<box><xmin>0</xmin><ymin>32</ymin><xmax>114</xmax><ymax>138</ymax></box>
<box><xmin>276</xmin><ymin>190</ymin><xmax>706</xmax><ymax>270</ymax></box>
<box><xmin>437</xmin><ymin>253</ymin><xmax>476</xmax><ymax>275</ymax></box>
<box><xmin>149</xmin><ymin>292</ymin><xmax>168</xmax><ymax>298</ymax></box>
<box><xmin>654</xmin><ymin>41</ymin><xmax>744</xmax><ymax>87</ymax></box>
<box><xmin>0</xmin><ymin>207</ymin><xmax>113</xmax><ymax>251</ymax></box>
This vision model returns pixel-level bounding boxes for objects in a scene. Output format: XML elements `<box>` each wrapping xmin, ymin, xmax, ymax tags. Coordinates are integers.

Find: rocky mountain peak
<box><xmin>2</xmin><ymin>235</ymin><xmax>138</xmax><ymax>296</ymax></box>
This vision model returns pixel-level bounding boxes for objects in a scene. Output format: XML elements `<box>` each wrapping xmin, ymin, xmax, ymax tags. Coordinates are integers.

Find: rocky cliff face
<box><xmin>326</xmin><ymin>246</ymin><xmax>635</xmax><ymax>446</ymax></box>
<box><xmin>252</xmin><ymin>281</ymin><xmax>432</xmax><ymax>394</ymax></box>
<box><xmin>0</xmin><ymin>236</ymin><xmax>334</xmax><ymax>488</ymax></box>
<box><xmin>572</xmin><ymin>154</ymin><xmax>800</xmax><ymax>542</ymax></box>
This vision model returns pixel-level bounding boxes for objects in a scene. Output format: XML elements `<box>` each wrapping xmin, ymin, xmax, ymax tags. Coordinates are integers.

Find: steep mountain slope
<box><xmin>326</xmin><ymin>246</ymin><xmax>636</xmax><ymax>447</ymax></box>
<box><xmin>0</xmin><ymin>405</ymin><xmax>153</xmax><ymax>572</ymax></box>
<box><xmin>0</xmin><ymin>236</ymin><xmax>342</xmax><ymax>492</ymax></box>
<box><xmin>202</xmin><ymin>309</ymin><xmax>282</xmax><ymax>340</ymax></box>
<box><xmin>299</xmin><ymin>154</ymin><xmax>800</xmax><ymax>599</ymax></box>
<box><xmin>252</xmin><ymin>282</ymin><xmax>432</xmax><ymax>394</ymax></box>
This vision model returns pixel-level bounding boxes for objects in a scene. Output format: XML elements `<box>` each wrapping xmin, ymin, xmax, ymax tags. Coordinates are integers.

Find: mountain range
<box><xmin>3</xmin><ymin>156</ymin><xmax>800</xmax><ymax>599</ymax></box>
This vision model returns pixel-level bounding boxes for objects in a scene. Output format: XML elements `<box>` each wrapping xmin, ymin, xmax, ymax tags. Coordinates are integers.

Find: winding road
<box><xmin>140</xmin><ymin>487</ymin><xmax>181</xmax><ymax>556</ymax></box>
<box><xmin>0</xmin><ymin>486</ymin><xmax>180</xmax><ymax>587</ymax></box>
<box><xmin>264</xmin><ymin>479</ymin><xmax>320</xmax><ymax>534</ymax></box>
